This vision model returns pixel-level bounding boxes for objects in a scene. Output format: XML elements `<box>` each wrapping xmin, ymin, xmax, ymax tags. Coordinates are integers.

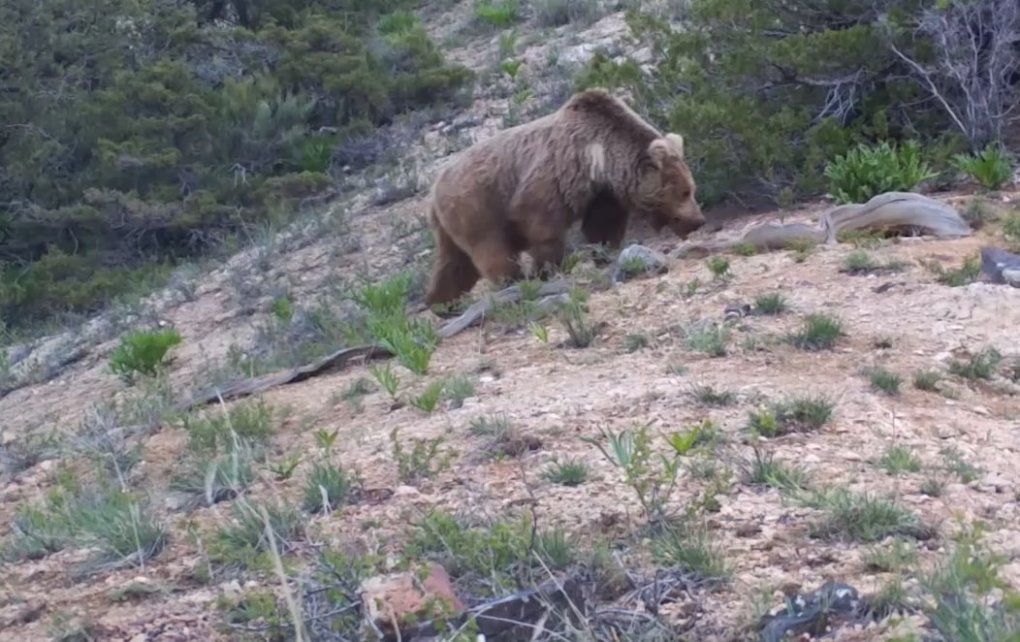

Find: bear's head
<box><xmin>635</xmin><ymin>133</ymin><xmax>705</xmax><ymax>238</ymax></box>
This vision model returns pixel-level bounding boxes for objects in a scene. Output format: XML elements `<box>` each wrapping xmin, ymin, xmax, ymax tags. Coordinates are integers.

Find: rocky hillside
<box><xmin>2</xmin><ymin>2</ymin><xmax>1020</xmax><ymax>641</ymax></box>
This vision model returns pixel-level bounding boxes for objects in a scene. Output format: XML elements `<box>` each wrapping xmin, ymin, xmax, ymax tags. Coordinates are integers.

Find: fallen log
<box><xmin>177</xmin><ymin>277</ymin><xmax>584</xmax><ymax>411</ymax></box>
<box><xmin>673</xmin><ymin>191</ymin><xmax>971</xmax><ymax>258</ymax></box>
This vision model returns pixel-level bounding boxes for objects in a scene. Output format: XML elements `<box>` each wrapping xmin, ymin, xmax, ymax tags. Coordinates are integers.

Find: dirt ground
<box><xmin>2</xmin><ymin>184</ymin><xmax>1019</xmax><ymax>640</ymax></box>
<box><xmin>2</xmin><ymin>5</ymin><xmax>1020</xmax><ymax>640</ymax></box>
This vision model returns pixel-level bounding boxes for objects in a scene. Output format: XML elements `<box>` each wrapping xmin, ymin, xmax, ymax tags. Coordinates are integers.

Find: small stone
<box><xmin>393</xmin><ymin>485</ymin><xmax>420</xmax><ymax>497</ymax></box>
<box><xmin>735</xmin><ymin>522</ymin><xmax>762</xmax><ymax>537</ymax></box>
<box><xmin>360</xmin><ymin>562</ymin><xmax>464</xmax><ymax>638</ymax></box>
<box><xmin>219</xmin><ymin>580</ymin><xmax>242</xmax><ymax>599</ymax></box>
<box><xmin>612</xmin><ymin>244</ymin><xmax>668</xmax><ymax>283</ymax></box>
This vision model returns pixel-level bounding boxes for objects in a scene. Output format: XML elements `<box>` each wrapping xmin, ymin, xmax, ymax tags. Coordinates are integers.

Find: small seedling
<box><xmin>270</xmin><ymin>454</ymin><xmax>302</xmax><ymax>480</ymax></box>
<box><xmin>684</xmin><ymin>322</ymin><xmax>729</xmax><ymax>357</ymax></box>
<box><xmin>707</xmin><ymin>256</ymin><xmax>731</xmax><ymax>279</ymax></box>
<box><xmin>529</xmin><ymin>321</ymin><xmax>549</xmax><ymax>344</ymax></box>
<box><xmin>370</xmin><ymin>363</ymin><xmax>400</xmax><ymax>398</ymax></box>
<box><xmin>410</xmin><ymin>379</ymin><xmax>446</xmax><ymax>413</ymax></box>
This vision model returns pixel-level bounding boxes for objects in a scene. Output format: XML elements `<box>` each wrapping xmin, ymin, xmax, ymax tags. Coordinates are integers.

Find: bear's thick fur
<box><xmin>422</xmin><ymin>88</ymin><xmax>705</xmax><ymax>308</ymax></box>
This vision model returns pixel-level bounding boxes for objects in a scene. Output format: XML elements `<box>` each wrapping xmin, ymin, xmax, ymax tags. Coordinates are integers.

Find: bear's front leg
<box><xmin>529</xmin><ymin>236</ymin><xmax>566</xmax><ymax>279</ymax></box>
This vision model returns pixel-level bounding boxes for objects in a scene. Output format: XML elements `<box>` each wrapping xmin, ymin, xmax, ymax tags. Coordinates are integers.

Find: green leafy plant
<box><xmin>707</xmin><ymin>256</ymin><xmax>730</xmax><ymax>279</ymax></box>
<box><xmin>474</xmin><ymin>0</ymin><xmax>520</xmax><ymax>28</ymax></box>
<box><xmin>108</xmin><ymin>328</ymin><xmax>183</xmax><ymax>383</ymax></box>
<box><xmin>583</xmin><ymin>424</ymin><xmax>681</xmax><ymax>525</ymax></box>
<box><xmin>353</xmin><ymin>274</ymin><xmax>440</xmax><ymax>375</ymax></box>
<box><xmin>302</xmin><ymin>462</ymin><xmax>360</xmax><ymax>514</ymax></box>
<box><xmin>952</xmin><ymin>144</ymin><xmax>1015</xmax><ymax>191</ymax></box>
<box><xmin>543</xmin><ymin>458</ymin><xmax>589</xmax><ymax>486</ymax></box>
<box><xmin>754</xmin><ymin>292</ymin><xmax>788</xmax><ymax>315</ymax></box>
<box><xmin>370</xmin><ymin>363</ymin><xmax>400</xmax><ymax>398</ymax></box>
<box><xmin>748</xmin><ymin>395</ymin><xmax>834</xmax><ymax>438</ymax></box>
<box><xmin>556</xmin><ymin>289</ymin><xmax>601</xmax><ymax>348</ymax></box>
<box><xmin>787</xmin><ymin>313</ymin><xmax>845</xmax><ymax>351</ymax></box>
<box><xmin>410</xmin><ymin>379</ymin><xmax>446</xmax><ymax>413</ymax></box>
<box><xmin>824</xmin><ymin>141</ymin><xmax>937</xmax><ymax>205</ymax></box>
<box><xmin>391</xmin><ymin>428</ymin><xmax>452</xmax><ymax>484</ymax></box>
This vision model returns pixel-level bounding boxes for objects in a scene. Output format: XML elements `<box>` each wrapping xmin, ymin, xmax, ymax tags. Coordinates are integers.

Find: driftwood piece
<box><xmin>673</xmin><ymin>191</ymin><xmax>971</xmax><ymax>258</ymax></box>
<box><xmin>980</xmin><ymin>246</ymin><xmax>1020</xmax><ymax>287</ymax></box>
<box><xmin>757</xmin><ymin>581</ymin><xmax>865</xmax><ymax>642</ymax></box>
<box><xmin>178</xmin><ymin>345</ymin><xmax>392</xmax><ymax>410</ymax></box>
<box><xmin>177</xmin><ymin>278</ymin><xmax>582</xmax><ymax>412</ymax></box>
<box><xmin>437</xmin><ymin>279</ymin><xmax>574</xmax><ymax>338</ymax></box>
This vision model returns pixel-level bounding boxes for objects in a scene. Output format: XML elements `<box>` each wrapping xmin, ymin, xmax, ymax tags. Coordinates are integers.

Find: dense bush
<box><xmin>108</xmin><ymin>327</ymin><xmax>183</xmax><ymax>383</ymax></box>
<box><xmin>824</xmin><ymin>141</ymin><xmax>937</xmax><ymax>205</ymax></box>
<box><xmin>0</xmin><ymin>0</ymin><xmax>473</xmax><ymax>330</ymax></box>
<box><xmin>575</xmin><ymin>0</ymin><xmax>1019</xmax><ymax>207</ymax></box>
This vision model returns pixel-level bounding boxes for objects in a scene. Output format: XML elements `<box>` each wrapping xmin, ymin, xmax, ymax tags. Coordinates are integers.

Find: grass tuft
<box><xmin>754</xmin><ymin>292</ymin><xmax>789</xmax><ymax>315</ymax></box>
<box><xmin>748</xmin><ymin>395</ymin><xmax>835</xmax><ymax>437</ymax></box>
<box><xmin>867</xmin><ymin>366</ymin><xmax>902</xmax><ymax>396</ymax></box>
<box><xmin>787</xmin><ymin>313</ymin><xmax>845</xmax><ymax>351</ymax></box>
<box><xmin>543</xmin><ymin>458</ymin><xmax>589</xmax><ymax>486</ymax></box>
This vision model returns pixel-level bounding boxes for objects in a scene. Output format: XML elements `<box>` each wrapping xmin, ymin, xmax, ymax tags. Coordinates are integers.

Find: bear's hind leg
<box><xmin>468</xmin><ymin>235</ymin><xmax>524</xmax><ymax>289</ymax></box>
<box><xmin>424</xmin><ymin>227</ymin><xmax>482</xmax><ymax>308</ymax></box>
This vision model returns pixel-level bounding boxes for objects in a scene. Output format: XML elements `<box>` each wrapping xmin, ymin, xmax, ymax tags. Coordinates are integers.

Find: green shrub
<box><xmin>571</xmin><ymin>1</ymin><xmax>996</xmax><ymax>208</ymax></box>
<box><xmin>474</xmin><ymin>0</ymin><xmax>521</xmax><ymax>27</ymax></box>
<box><xmin>824</xmin><ymin>141</ymin><xmax>937</xmax><ymax>204</ymax></box>
<box><xmin>952</xmin><ymin>144</ymin><xmax>1015</xmax><ymax>191</ymax></box>
<box><xmin>352</xmin><ymin>273</ymin><xmax>439</xmax><ymax>375</ymax></box>
<box><xmin>0</xmin><ymin>0</ymin><xmax>473</xmax><ymax>332</ymax></box>
<box><xmin>1004</xmin><ymin>213</ymin><xmax>1020</xmax><ymax>248</ymax></box>
<box><xmin>533</xmin><ymin>0</ymin><xmax>601</xmax><ymax>27</ymax></box>
<box><xmin>108</xmin><ymin>328</ymin><xmax>183</xmax><ymax>382</ymax></box>
<box><xmin>302</xmin><ymin>462</ymin><xmax>360</xmax><ymax>514</ymax></box>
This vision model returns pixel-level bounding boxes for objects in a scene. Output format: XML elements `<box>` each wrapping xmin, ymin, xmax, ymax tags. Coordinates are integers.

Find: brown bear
<box><xmin>422</xmin><ymin>87</ymin><xmax>705</xmax><ymax>308</ymax></box>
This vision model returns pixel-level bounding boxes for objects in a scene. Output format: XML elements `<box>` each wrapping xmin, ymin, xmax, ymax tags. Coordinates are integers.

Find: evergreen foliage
<box><xmin>575</xmin><ymin>0</ymin><xmax>1019</xmax><ymax>206</ymax></box>
<box><xmin>0</xmin><ymin>0</ymin><xmax>473</xmax><ymax>329</ymax></box>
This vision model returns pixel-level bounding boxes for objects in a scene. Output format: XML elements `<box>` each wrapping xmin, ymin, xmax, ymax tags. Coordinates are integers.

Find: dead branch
<box><xmin>175</xmin><ymin>277</ymin><xmax>583</xmax><ymax>413</ymax></box>
<box><xmin>885</xmin><ymin>0</ymin><xmax>1020</xmax><ymax>148</ymax></box>
<box><xmin>672</xmin><ymin>191</ymin><xmax>971</xmax><ymax>258</ymax></box>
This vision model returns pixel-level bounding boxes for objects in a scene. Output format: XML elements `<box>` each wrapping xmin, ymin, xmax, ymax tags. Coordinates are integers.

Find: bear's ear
<box><xmin>665</xmin><ymin>133</ymin><xmax>685</xmax><ymax>159</ymax></box>
<box><xmin>647</xmin><ymin>138</ymin><xmax>674</xmax><ymax>169</ymax></box>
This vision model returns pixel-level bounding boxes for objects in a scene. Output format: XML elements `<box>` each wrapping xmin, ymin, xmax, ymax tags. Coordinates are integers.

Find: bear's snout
<box><xmin>670</xmin><ymin>215</ymin><xmax>705</xmax><ymax>239</ymax></box>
